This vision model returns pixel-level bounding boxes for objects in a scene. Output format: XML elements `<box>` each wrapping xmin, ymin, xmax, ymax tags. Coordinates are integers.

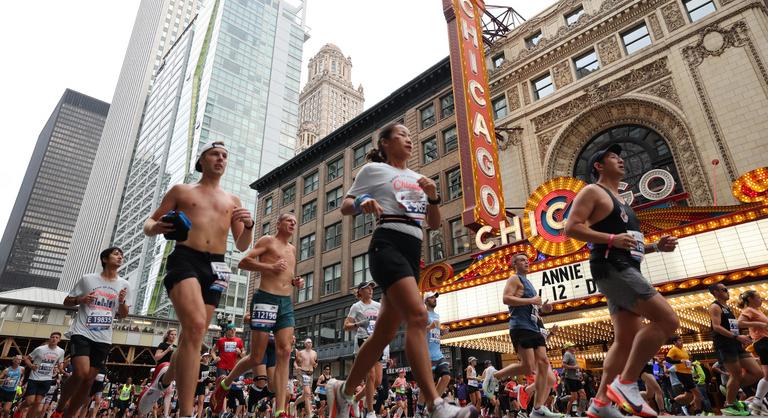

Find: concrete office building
<box><xmin>60</xmin><ymin>0</ymin><xmax>201</xmax><ymax>291</ymax></box>
<box><xmin>0</xmin><ymin>90</ymin><xmax>109</xmax><ymax>291</ymax></box>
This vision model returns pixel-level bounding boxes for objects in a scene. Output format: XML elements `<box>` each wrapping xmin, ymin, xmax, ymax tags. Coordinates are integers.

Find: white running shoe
<box><xmin>137</xmin><ymin>362</ymin><xmax>169</xmax><ymax>417</ymax></box>
<box><xmin>749</xmin><ymin>397</ymin><xmax>768</xmax><ymax>415</ymax></box>
<box><xmin>428</xmin><ymin>399</ymin><xmax>479</xmax><ymax>418</ymax></box>
<box><xmin>586</xmin><ymin>399</ymin><xmax>624</xmax><ymax>418</ymax></box>
<box><xmin>530</xmin><ymin>406</ymin><xmax>564</xmax><ymax>418</ymax></box>
<box><xmin>326</xmin><ymin>379</ymin><xmax>352</xmax><ymax>418</ymax></box>
<box><xmin>606</xmin><ymin>376</ymin><xmax>658</xmax><ymax>417</ymax></box>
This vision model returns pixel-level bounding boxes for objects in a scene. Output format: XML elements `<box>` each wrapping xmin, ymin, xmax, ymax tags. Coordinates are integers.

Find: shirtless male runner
<box><xmin>210</xmin><ymin>213</ymin><xmax>304</xmax><ymax>418</ymax></box>
<box><xmin>565</xmin><ymin>143</ymin><xmax>679</xmax><ymax>418</ymax></box>
<box><xmin>295</xmin><ymin>339</ymin><xmax>318</xmax><ymax>418</ymax></box>
<box><xmin>138</xmin><ymin>141</ymin><xmax>254</xmax><ymax>418</ymax></box>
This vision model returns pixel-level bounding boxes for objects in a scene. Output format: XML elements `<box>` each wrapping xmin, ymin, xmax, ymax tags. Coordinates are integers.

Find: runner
<box><xmin>392</xmin><ymin>371</ymin><xmax>409</xmax><ymax>418</ymax></box>
<box><xmin>209</xmin><ymin>213</ymin><xmax>303</xmax><ymax>418</ymax></box>
<box><xmin>213</xmin><ymin>325</ymin><xmax>243</xmax><ymax>378</ymax></box>
<box><xmin>23</xmin><ymin>332</ymin><xmax>65</xmax><ymax>418</ymax></box>
<box><xmin>737</xmin><ymin>289</ymin><xmax>768</xmax><ymax>414</ymax></box>
<box><xmin>295</xmin><ymin>339</ymin><xmax>317</xmax><ymax>418</ymax></box>
<box><xmin>708</xmin><ymin>283</ymin><xmax>761</xmax><ymax>415</ymax></box>
<box><xmin>561</xmin><ymin>343</ymin><xmax>585</xmax><ymax>417</ymax></box>
<box><xmin>137</xmin><ymin>141</ymin><xmax>254</xmax><ymax>418</ymax></box>
<box><xmin>315</xmin><ymin>366</ymin><xmax>331</xmax><ymax>418</ymax></box>
<box><xmin>153</xmin><ymin>329</ymin><xmax>177</xmax><ymax>418</ymax></box>
<box><xmin>639</xmin><ymin>359</ymin><xmax>667</xmax><ymax>415</ymax></box>
<box><xmin>491</xmin><ymin>254</ymin><xmax>561</xmax><ymax>418</ymax></box>
<box><xmin>414</xmin><ymin>291</ymin><xmax>452</xmax><ymax>417</ymax></box>
<box><xmin>344</xmin><ymin>281</ymin><xmax>384</xmax><ymax>418</ymax></box>
<box><xmin>53</xmin><ymin>247</ymin><xmax>129</xmax><ymax>418</ymax></box>
<box><xmin>115</xmin><ymin>379</ymin><xmax>135</xmax><ymax>418</ymax></box>
<box><xmin>564</xmin><ymin>143</ymin><xmax>679</xmax><ymax>418</ymax></box>
<box><xmin>664</xmin><ymin>336</ymin><xmax>702</xmax><ymax>415</ymax></box>
<box><xmin>326</xmin><ymin>123</ymin><xmax>477</xmax><ymax>418</ymax></box>
<box><xmin>0</xmin><ymin>356</ymin><xmax>24</xmax><ymax>418</ymax></box>
<box><xmin>195</xmin><ymin>353</ymin><xmax>212</xmax><ymax>418</ymax></box>
<box><xmin>247</xmin><ymin>333</ymin><xmax>276</xmax><ymax>418</ymax></box>
<box><xmin>480</xmin><ymin>361</ymin><xmax>499</xmax><ymax>418</ymax></box>
<box><xmin>87</xmin><ymin>369</ymin><xmax>107</xmax><ymax>418</ymax></box>
<box><xmin>465</xmin><ymin>358</ymin><xmax>481</xmax><ymax>411</ymax></box>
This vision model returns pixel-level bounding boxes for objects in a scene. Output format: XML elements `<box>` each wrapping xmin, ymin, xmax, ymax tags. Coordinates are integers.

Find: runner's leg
<box><xmin>618</xmin><ymin>294</ymin><xmax>679</xmax><ymax>381</ymax></box>
<box><xmin>272</xmin><ymin>327</ymin><xmax>295</xmax><ymax>414</ymax></box>
<box><xmin>594</xmin><ymin>311</ymin><xmax>642</xmax><ymax>402</ymax></box>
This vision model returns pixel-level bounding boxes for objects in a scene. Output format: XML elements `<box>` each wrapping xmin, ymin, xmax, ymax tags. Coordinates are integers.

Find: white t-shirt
<box><xmin>348</xmin><ymin>300</ymin><xmax>381</xmax><ymax>340</ymax></box>
<box><xmin>28</xmin><ymin>344</ymin><xmax>65</xmax><ymax>381</ymax></box>
<box><xmin>66</xmin><ymin>273</ymin><xmax>130</xmax><ymax>344</ymax></box>
<box><xmin>346</xmin><ymin>162</ymin><xmax>427</xmax><ymax>239</ymax></box>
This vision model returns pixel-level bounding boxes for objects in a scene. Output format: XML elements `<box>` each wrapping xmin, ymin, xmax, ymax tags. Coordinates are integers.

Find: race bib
<box><xmin>627</xmin><ymin>230</ymin><xmax>645</xmax><ymax>262</ymax></box>
<box><xmin>38</xmin><ymin>363</ymin><xmax>54</xmax><ymax>376</ymax></box>
<box><xmin>2</xmin><ymin>378</ymin><xmax>14</xmax><ymax>390</ymax></box>
<box><xmin>302</xmin><ymin>373</ymin><xmax>312</xmax><ymax>386</ymax></box>
<box><xmin>250</xmin><ymin>303</ymin><xmax>278</xmax><ymax>329</ymax></box>
<box><xmin>210</xmin><ymin>262</ymin><xmax>232</xmax><ymax>292</ymax></box>
<box><xmin>95</xmin><ymin>373</ymin><xmax>106</xmax><ymax>382</ymax></box>
<box><xmin>728</xmin><ymin>318</ymin><xmax>740</xmax><ymax>336</ymax></box>
<box><xmin>367</xmin><ymin>319</ymin><xmax>376</xmax><ymax>335</ymax></box>
<box><xmin>468</xmin><ymin>379</ymin><xmax>479</xmax><ymax>387</ymax></box>
<box><xmin>429</xmin><ymin>327</ymin><xmax>441</xmax><ymax>344</ymax></box>
<box><xmin>224</xmin><ymin>341</ymin><xmax>237</xmax><ymax>353</ymax></box>
<box><xmin>540</xmin><ymin>327</ymin><xmax>549</xmax><ymax>339</ymax></box>
<box><xmin>87</xmin><ymin>311</ymin><xmax>113</xmax><ymax>329</ymax></box>
<box><xmin>395</xmin><ymin>190</ymin><xmax>427</xmax><ymax>221</ymax></box>
<box><xmin>201</xmin><ymin>371</ymin><xmax>210</xmax><ymax>380</ymax></box>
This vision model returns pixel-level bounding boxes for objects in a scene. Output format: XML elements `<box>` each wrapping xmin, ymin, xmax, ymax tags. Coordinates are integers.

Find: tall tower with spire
<box><xmin>297</xmin><ymin>44</ymin><xmax>364</xmax><ymax>152</ymax></box>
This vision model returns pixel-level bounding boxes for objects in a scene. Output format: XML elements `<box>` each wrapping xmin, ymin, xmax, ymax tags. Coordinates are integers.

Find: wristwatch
<box><xmin>427</xmin><ymin>195</ymin><xmax>442</xmax><ymax>205</ymax></box>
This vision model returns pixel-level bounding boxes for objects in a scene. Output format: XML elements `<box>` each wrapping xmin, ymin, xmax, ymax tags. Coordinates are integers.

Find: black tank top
<box><xmin>711</xmin><ymin>300</ymin><xmax>739</xmax><ymax>348</ymax></box>
<box><xmin>589</xmin><ymin>184</ymin><xmax>644</xmax><ymax>268</ymax></box>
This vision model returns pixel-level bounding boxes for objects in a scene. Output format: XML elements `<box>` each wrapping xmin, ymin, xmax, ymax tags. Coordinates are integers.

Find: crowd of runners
<box><xmin>6</xmin><ymin>124</ymin><xmax>768</xmax><ymax>418</ymax></box>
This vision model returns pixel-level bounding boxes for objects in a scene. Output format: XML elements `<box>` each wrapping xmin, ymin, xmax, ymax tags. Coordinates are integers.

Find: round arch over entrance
<box><xmin>543</xmin><ymin>97</ymin><xmax>712</xmax><ymax>205</ymax></box>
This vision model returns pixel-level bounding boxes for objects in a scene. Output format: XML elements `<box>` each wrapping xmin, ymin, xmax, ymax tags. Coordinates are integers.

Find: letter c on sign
<box><xmin>475</xmin><ymin>225</ymin><xmax>494</xmax><ymax>251</ymax></box>
<box><xmin>480</xmin><ymin>186</ymin><xmax>500</xmax><ymax>217</ymax></box>
<box><xmin>460</xmin><ymin>0</ymin><xmax>475</xmax><ymax>18</ymax></box>
<box><xmin>476</xmin><ymin>148</ymin><xmax>496</xmax><ymax>177</ymax></box>
<box><xmin>468</xmin><ymin>80</ymin><xmax>486</xmax><ymax>106</ymax></box>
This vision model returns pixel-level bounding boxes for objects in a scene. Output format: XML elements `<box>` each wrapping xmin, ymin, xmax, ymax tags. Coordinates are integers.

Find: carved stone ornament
<box><xmin>648</xmin><ymin>12</ymin><xmax>664</xmax><ymax>40</ymax></box>
<box><xmin>545</xmin><ymin>97</ymin><xmax>712</xmax><ymax>205</ymax></box>
<box><xmin>508</xmin><ymin>85</ymin><xmax>521</xmax><ymax>111</ymax></box>
<box><xmin>639</xmin><ymin>78</ymin><xmax>681</xmax><ymax>108</ymax></box>
<box><xmin>537</xmin><ymin>129</ymin><xmax>559</xmax><ymax>163</ymax></box>
<box><xmin>681</xmin><ymin>20</ymin><xmax>768</xmax><ymax>182</ymax></box>
<box><xmin>522</xmin><ymin>82</ymin><xmax>531</xmax><ymax>105</ymax></box>
<box><xmin>496</xmin><ymin>126</ymin><xmax>524</xmax><ymax>151</ymax></box>
<box><xmin>661</xmin><ymin>2</ymin><xmax>686</xmax><ymax>33</ymax></box>
<box><xmin>597</xmin><ymin>35</ymin><xmax>623</xmax><ymax>66</ymax></box>
<box><xmin>532</xmin><ymin>57</ymin><xmax>671</xmax><ymax>132</ymax></box>
<box><xmin>552</xmin><ymin>60</ymin><xmax>574</xmax><ymax>89</ymax></box>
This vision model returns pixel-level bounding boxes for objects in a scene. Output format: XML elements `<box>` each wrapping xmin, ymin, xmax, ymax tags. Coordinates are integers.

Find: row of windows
<box><xmin>294</xmin><ymin>252</ymin><xmax>373</xmax><ymax>302</ymax></box>
<box><xmin>419</xmin><ymin>93</ymin><xmax>454</xmax><ymax>130</ymax></box>
<box><xmin>422</xmin><ymin>126</ymin><xmax>458</xmax><ymax>164</ymax></box>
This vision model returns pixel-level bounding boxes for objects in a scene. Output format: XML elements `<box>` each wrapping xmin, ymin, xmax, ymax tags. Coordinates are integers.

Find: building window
<box><xmin>440</xmin><ymin>93</ymin><xmax>454</xmax><ymax>118</ymax></box>
<box><xmin>262</xmin><ymin>222</ymin><xmax>270</xmax><ymax>236</ymax></box>
<box><xmin>296</xmin><ymin>272</ymin><xmax>313</xmax><ymax>303</ymax></box>
<box><xmin>525</xmin><ymin>31</ymin><xmax>542</xmax><ymax>49</ymax></box>
<box><xmin>353</xmin><ymin>141</ymin><xmax>372</xmax><ymax>167</ymax></box>
<box><xmin>432</xmin><ymin>175</ymin><xmax>442</xmax><ymax>197</ymax></box>
<box><xmin>327</xmin><ymin>157</ymin><xmax>344</xmax><ymax>182</ymax></box>
<box><xmin>622</xmin><ymin>24</ymin><xmax>651</xmax><ymax>55</ymax></box>
<box><xmin>282</xmin><ymin>184</ymin><xmax>295</xmax><ymax>205</ymax></box>
<box><xmin>263</xmin><ymin>196</ymin><xmax>273</xmax><ymax>215</ymax></box>
<box><xmin>421</xmin><ymin>104</ymin><xmax>436</xmax><ymax>129</ymax></box>
<box><xmin>447</xmin><ymin>168</ymin><xmax>462</xmax><ymax>200</ymax></box>
<box><xmin>303</xmin><ymin>171</ymin><xmax>319</xmax><ymax>194</ymax></box>
<box><xmin>492</xmin><ymin>96</ymin><xmax>508</xmax><ymax>120</ymax></box>
<box><xmin>493</xmin><ymin>53</ymin><xmax>505</xmax><ymax>68</ymax></box>
<box><xmin>574</xmin><ymin>49</ymin><xmax>599</xmax><ymax>79</ymax></box>
<box><xmin>428</xmin><ymin>229</ymin><xmax>445</xmax><ymax>262</ymax></box>
<box><xmin>299</xmin><ymin>234</ymin><xmax>315</xmax><ymax>261</ymax></box>
<box><xmin>324</xmin><ymin>222</ymin><xmax>342</xmax><ymax>251</ymax></box>
<box><xmin>301</xmin><ymin>200</ymin><xmax>317</xmax><ymax>224</ymax></box>
<box><xmin>352</xmin><ymin>254</ymin><xmax>371</xmax><ymax>287</ymax></box>
<box><xmin>353</xmin><ymin>213</ymin><xmax>375</xmax><ymax>240</ymax></box>
<box><xmin>565</xmin><ymin>6</ymin><xmax>584</xmax><ymax>26</ymax></box>
<box><xmin>326</xmin><ymin>187</ymin><xmax>342</xmax><ymax>211</ymax></box>
<box><xmin>684</xmin><ymin>0</ymin><xmax>715</xmax><ymax>22</ymax></box>
<box><xmin>532</xmin><ymin>74</ymin><xmax>554</xmax><ymax>100</ymax></box>
<box><xmin>450</xmin><ymin>219</ymin><xmax>471</xmax><ymax>255</ymax></box>
<box><xmin>423</xmin><ymin>137</ymin><xmax>438</xmax><ymax>164</ymax></box>
<box><xmin>443</xmin><ymin>126</ymin><xmax>458</xmax><ymax>153</ymax></box>
<box><xmin>323</xmin><ymin>263</ymin><xmax>342</xmax><ymax>295</ymax></box>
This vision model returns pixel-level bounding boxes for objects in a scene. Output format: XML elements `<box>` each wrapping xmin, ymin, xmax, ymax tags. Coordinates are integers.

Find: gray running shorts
<box><xmin>589</xmin><ymin>260</ymin><xmax>658</xmax><ymax>314</ymax></box>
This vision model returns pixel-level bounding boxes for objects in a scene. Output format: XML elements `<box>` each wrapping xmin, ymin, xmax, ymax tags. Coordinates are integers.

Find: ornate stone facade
<box><xmin>661</xmin><ymin>2</ymin><xmax>686</xmax><ymax>33</ymax></box>
<box><xmin>597</xmin><ymin>35</ymin><xmax>623</xmax><ymax>66</ymax></box>
<box><xmin>639</xmin><ymin>78</ymin><xmax>682</xmax><ymax>108</ymax></box>
<box><xmin>648</xmin><ymin>12</ymin><xmax>664</xmax><ymax>40</ymax></box>
<box><xmin>552</xmin><ymin>60</ymin><xmax>574</xmax><ymax>89</ymax></box>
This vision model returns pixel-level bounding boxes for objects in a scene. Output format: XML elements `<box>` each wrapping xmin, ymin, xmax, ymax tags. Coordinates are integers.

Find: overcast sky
<box><xmin>0</xmin><ymin>0</ymin><xmax>555</xmax><ymax>234</ymax></box>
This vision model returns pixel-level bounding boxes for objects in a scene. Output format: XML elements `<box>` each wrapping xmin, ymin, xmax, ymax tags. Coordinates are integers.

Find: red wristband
<box><xmin>607</xmin><ymin>234</ymin><xmax>615</xmax><ymax>248</ymax></box>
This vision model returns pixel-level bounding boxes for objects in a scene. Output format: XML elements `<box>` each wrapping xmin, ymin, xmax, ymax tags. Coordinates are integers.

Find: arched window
<box><xmin>573</xmin><ymin>125</ymin><xmax>684</xmax><ymax>206</ymax></box>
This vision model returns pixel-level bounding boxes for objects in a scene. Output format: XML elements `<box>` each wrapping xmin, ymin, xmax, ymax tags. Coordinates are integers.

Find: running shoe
<box><xmin>137</xmin><ymin>362</ymin><xmax>169</xmax><ymax>417</ymax></box>
<box><xmin>327</xmin><ymin>379</ymin><xmax>352</xmax><ymax>418</ymax></box>
<box><xmin>210</xmin><ymin>376</ymin><xmax>230</xmax><ymax>414</ymax></box>
<box><xmin>721</xmin><ymin>404</ymin><xmax>747</xmax><ymax>416</ymax></box>
<box><xmin>749</xmin><ymin>398</ymin><xmax>768</xmax><ymax>415</ymax></box>
<box><xmin>585</xmin><ymin>400</ymin><xmax>624</xmax><ymax>418</ymax></box>
<box><xmin>530</xmin><ymin>405</ymin><xmax>564</xmax><ymax>418</ymax></box>
<box><xmin>428</xmin><ymin>399</ymin><xmax>479</xmax><ymax>418</ymax></box>
<box><xmin>605</xmin><ymin>375</ymin><xmax>657</xmax><ymax>417</ymax></box>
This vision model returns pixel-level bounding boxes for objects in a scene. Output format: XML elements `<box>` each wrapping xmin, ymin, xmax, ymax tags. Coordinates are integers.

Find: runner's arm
<box><xmin>343</xmin><ymin>315</ymin><xmax>359</xmax><ymax>331</ymax></box>
<box><xmin>708</xmin><ymin>303</ymin><xmax>739</xmax><ymax>338</ymax></box>
<box><xmin>563</xmin><ymin>186</ymin><xmax>611</xmax><ymax>243</ymax></box>
<box><xmin>237</xmin><ymin>238</ymin><xmax>271</xmax><ymax>272</ymax></box>
<box><xmin>502</xmin><ymin>276</ymin><xmax>537</xmax><ymax>307</ymax></box>
<box><xmin>22</xmin><ymin>355</ymin><xmax>34</xmax><ymax>370</ymax></box>
<box><xmin>231</xmin><ymin>196</ymin><xmax>254</xmax><ymax>252</ymax></box>
<box><xmin>143</xmin><ymin>185</ymin><xmax>181</xmax><ymax>236</ymax></box>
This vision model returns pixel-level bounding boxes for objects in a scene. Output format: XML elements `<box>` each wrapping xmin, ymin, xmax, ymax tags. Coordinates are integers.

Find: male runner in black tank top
<box><xmin>566</xmin><ymin>143</ymin><xmax>679</xmax><ymax>418</ymax></box>
<box><xmin>707</xmin><ymin>283</ymin><xmax>761</xmax><ymax>415</ymax></box>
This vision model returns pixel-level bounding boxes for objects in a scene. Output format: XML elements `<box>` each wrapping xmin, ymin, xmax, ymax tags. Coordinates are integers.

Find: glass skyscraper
<box><xmin>114</xmin><ymin>0</ymin><xmax>306</xmax><ymax>320</ymax></box>
<box><xmin>0</xmin><ymin>90</ymin><xmax>109</xmax><ymax>291</ymax></box>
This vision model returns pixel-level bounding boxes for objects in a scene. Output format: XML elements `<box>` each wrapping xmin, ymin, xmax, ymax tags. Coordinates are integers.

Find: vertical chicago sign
<box><xmin>443</xmin><ymin>0</ymin><xmax>506</xmax><ymax>232</ymax></box>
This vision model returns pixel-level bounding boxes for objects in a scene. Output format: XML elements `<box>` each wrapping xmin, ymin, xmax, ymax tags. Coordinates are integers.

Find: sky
<box><xmin>0</xmin><ymin>0</ymin><xmax>556</xmax><ymax>235</ymax></box>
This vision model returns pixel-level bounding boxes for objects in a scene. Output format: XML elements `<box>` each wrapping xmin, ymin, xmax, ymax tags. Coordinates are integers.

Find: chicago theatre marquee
<box><xmin>429</xmin><ymin>0</ymin><xmax>768</xmax><ymax>367</ymax></box>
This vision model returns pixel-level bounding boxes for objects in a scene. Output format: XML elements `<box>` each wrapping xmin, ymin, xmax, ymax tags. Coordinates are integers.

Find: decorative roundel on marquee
<box><xmin>523</xmin><ymin>177</ymin><xmax>588</xmax><ymax>256</ymax></box>
<box><xmin>732</xmin><ymin>167</ymin><xmax>768</xmax><ymax>203</ymax></box>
